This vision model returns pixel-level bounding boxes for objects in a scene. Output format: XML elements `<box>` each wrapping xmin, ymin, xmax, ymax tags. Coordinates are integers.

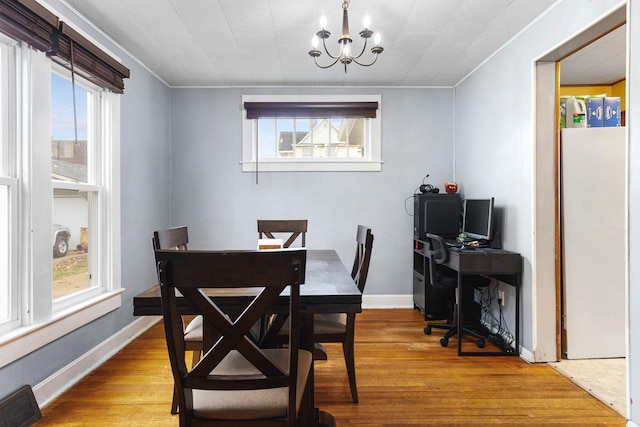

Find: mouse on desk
<box><xmin>459</xmin><ymin>245</ymin><xmax>476</xmax><ymax>251</ymax></box>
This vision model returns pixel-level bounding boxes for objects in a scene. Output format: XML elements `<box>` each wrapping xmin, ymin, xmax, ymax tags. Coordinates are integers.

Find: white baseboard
<box><xmin>33</xmin><ymin>316</ymin><xmax>160</xmax><ymax>408</ymax></box>
<box><xmin>362</xmin><ymin>294</ymin><xmax>414</xmax><ymax>309</ymax></box>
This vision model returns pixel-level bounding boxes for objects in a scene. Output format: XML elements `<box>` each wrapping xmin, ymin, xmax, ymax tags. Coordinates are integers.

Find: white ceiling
<box><xmin>61</xmin><ymin>0</ymin><xmax>565</xmax><ymax>87</ymax></box>
<box><xmin>560</xmin><ymin>24</ymin><xmax>627</xmax><ymax>86</ymax></box>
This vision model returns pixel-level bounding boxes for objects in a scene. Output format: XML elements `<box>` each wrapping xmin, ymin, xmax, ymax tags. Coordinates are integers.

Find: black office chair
<box><xmin>423</xmin><ymin>233</ymin><xmax>489</xmax><ymax>348</ymax></box>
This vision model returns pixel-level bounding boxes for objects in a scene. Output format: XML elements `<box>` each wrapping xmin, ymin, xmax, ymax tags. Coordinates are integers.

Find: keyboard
<box><xmin>445</xmin><ymin>239</ymin><xmax>463</xmax><ymax>248</ymax></box>
<box><xmin>445</xmin><ymin>238</ymin><xmax>489</xmax><ymax>249</ymax></box>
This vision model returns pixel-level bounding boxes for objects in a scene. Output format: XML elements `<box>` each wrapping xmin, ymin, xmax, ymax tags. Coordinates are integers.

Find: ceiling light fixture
<box><xmin>309</xmin><ymin>0</ymin><xmax>383</xmax><ymax>73</ymax></box>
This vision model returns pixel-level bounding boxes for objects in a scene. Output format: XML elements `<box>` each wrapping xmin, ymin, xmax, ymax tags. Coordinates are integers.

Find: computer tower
<box><xmin>413</xmin><ymin>193</ymin><xmax>461</xmax><ymax>240</ymax></box>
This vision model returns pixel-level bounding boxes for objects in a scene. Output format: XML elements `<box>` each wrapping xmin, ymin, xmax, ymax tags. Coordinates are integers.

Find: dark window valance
<box><xmin>0</xmin><ymin>0</ymin><xmax>58</xmax><ymax>51</ymax></box>
<box><xmin>0</xmin><ymin>0</ymin><xmax>130</xmax><ymax>93</ymax></box>
<box><xmin>244</xmin><ymin>101</ymin><xmax>379</xmax><ymax>119</ymax></box>
<box><xmin>48</xmin><ymin>22</ymin><xmax>130</xmax><ymax>94</ymax></box>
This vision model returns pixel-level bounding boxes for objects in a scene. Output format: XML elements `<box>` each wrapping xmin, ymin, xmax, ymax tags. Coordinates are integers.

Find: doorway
<box><xmin>534</xmin><ymin>5</ymin><xmax>628</xmax><ymax>417</ymax></box>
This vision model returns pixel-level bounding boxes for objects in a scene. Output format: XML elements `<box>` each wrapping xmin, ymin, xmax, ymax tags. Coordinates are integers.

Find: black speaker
<box><xmin>419</xmin><ymin>184</ymin><xmax>439</xmax><ymax>193</ymax></box>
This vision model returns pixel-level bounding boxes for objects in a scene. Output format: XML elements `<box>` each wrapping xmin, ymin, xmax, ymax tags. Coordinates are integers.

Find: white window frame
<box><xmin>51</xmin><ymin>67</ymin><xmax>104</xmax><ymax>311</ymax></box>
<box><xmin>0</xmin><ymin>35</ymin><xmax>19</xmax><ymax>335</ymax></box>
<box><xmin>0</xmin><ymin>42</ymin><xmax>122</xmax><ymax>369</ymax></box>
<box><xmin>241</xmin><ymin>94</ymin><xmax>382</xmax><ymax>172</ymax></box>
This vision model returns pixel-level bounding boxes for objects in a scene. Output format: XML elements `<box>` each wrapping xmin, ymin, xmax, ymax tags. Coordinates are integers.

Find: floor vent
<box><xmin>0</xmin><ymin>385</ymin><xmax>42</xmax><ymax>427</ymax></box>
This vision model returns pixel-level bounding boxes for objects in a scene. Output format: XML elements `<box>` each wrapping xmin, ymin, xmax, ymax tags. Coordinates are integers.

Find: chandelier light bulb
<box><xmin>320</xmin><ymin>15</ymin><xmax>327</xmax><ymax>30</ymax></box>
<box><xmin>362</xmin><ymin>14</ymin><xmax>371</xmax><ymax>29</ymax></box>
<box><xmin>343</xmin><ymin>44</ymin><xmax>351</xmax><ymax>57</ymax></box>
<box><xmin>312</xmin><ymin>35</ymin><xmax>319</xmax><ymax>49</ymax></box>
<box><xmin>374</xmin><ymin>32</ymin><xmax>381</xmax><ymax>45</ymax></box>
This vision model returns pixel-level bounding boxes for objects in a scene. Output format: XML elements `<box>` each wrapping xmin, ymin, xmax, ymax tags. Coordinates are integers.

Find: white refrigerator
<box><xmin>561</xmin><ymin>127</ymin><xmax>626</xmax><ymax>359</ymax></box>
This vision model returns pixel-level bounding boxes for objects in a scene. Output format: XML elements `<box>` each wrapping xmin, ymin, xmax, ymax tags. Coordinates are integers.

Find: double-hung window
<box><xmin>0</xmin><ymin>1</ymin><xmax>126</xmax><ymax>366</ymax></box>
<box><xmin>51</xmin><ymin>69</ymin><xmax>105</xmax><ymax>310</ymax></box>
<box><xmin>0</xmin><ymin>35</ymin><xmax>18</xmax><ymax>335</ymax></box>
<box><xmin>242</xmin><ymin>95</ymin><xmax>382</xmax><ymax>172</ymax></box>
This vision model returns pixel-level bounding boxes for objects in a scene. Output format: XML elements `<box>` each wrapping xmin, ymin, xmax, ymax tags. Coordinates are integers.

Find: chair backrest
<box><xmin>352</xmin><ymin>225</ymin><xmax>374</xmax><ymax>293</ymax></box>
<box><xmin>155</xmin><ymin>248</ymin><xmax>307</xmax><ymax>424</ymax></box>
<box><xmin>425</xmin><ymin>233</ymin><xmax>451</xmax><ymax>287</ymax></box>
<box><xmin>153</xmin><ymin>226</ymin><xmax>189</xmax><ymax>251</ymax></box>
<box><xmin>257</xmin><ymin>220</ymin><xmax>307</xmax><ymax>248</ymax></box>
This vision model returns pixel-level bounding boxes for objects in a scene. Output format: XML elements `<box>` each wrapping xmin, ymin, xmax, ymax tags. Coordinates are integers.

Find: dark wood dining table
<box><xmin>133</xmin><ymin>249</ymin><xmax>362</xmax><ymax>427</ymax></box>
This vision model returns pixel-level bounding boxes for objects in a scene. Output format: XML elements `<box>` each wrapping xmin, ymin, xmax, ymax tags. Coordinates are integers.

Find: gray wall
<box><xmin>2</xmin><ymin>0</ymin><xmax>637</xmax><ymax>424</ymax></box>
<box><xmin>454</xmin><ymin>0</ymin><xmax>637</xmax><ymax>422</ymax></box>
<box><xmin>0</xmin><ymin>0</ymin><xmax>172</xmax><ymax>397</ymax></box>
<box><xmin>169</xmin><ymin>87</ymin><xmax>454</xmax><ymax>297</ymax></box>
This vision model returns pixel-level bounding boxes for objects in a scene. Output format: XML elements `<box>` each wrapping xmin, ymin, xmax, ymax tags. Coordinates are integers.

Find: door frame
<box><xmin>533</xmin><ymin>6</ymin><xmax>627</xmax><ymax>361</ymax></box>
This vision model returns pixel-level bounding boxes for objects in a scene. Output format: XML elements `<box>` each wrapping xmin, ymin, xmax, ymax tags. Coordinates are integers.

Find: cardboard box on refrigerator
<box><xmin>604</xmin><ymin>97</ymin><xmax>621</xmax><ymax>127</ymax></box>
<box><xmin>586</xmin><ymin>97</ymin><xmax>604</xmax><ymax>127</ymax></box>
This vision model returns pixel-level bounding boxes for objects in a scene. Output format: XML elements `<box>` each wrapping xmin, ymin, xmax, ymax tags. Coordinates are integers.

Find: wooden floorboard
<box><xmin>36</xmin><ymin>309</ymin><xmax>626</xmax><ymax>426</ymax></box>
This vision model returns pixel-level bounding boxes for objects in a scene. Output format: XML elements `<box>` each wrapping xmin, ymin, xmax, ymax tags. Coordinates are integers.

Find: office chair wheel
<box><xmin>440</xmin><ymin>337</ymin><xmax>449</xmax><ymax>347</ymax></box>
<box><xmin>476</xmin><ymin>338</ymin><xmax>485</xmax><ymax>348</ymax></box>
<box><xmin>424</xmin><ymin>326</ymin><xmax>432</xmax><ymax>335</ymax></box>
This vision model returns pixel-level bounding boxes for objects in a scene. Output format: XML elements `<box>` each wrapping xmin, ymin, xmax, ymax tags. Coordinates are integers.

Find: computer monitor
<box><xmin>462</xmin><ymin>198</ymin><xmax>494</xmax><ymax>241</ymax></box>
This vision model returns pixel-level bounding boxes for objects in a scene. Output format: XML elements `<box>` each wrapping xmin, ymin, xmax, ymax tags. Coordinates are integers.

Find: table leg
<box><xmin>301</xmin><ymin>313</ymin><xmax>336</xmax><ymax>427</ymax></box>
<box><xmin>457</xmin><ymin>271</ymin><xmax>463</xmax><ymax>356</ymax></box>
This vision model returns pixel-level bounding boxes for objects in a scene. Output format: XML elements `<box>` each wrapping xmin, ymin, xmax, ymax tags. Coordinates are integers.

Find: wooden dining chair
<box><xmin>257</xmin><ymin>219</ymin><xmax>308</xmax><ymax>248</ymax></box>
<box><xmin>268</xmin><ymin>225</ymin><xmax>373</xmax><ymax>404</ymax></box>
<box><xmin>313</xmin><ymin>225</ymin><xmax>373</xmax><ymax>403</ymax></box>
<box><xmin>152</xmin><ymin>226</ymin><xmax>203</xmax><ymax>414</ymax></box>
<box><xmin>155</xmin><ymin>248</ymin><xmax>312</xmax><ymax>427</ymax></box>
<box><xmin>256</xmin><ymin>219</ymin><xmax>308</xmax><ymax>339</ymax></box>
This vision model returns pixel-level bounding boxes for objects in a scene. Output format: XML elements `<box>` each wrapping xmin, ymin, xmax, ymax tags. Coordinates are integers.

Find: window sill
<box><xmin>0</xmin><ymin>290</ymin><xmax>123</xmax><ymax>369</ymax></box>
<box><xmin>241</xmin><ymin>160</ymin><xmax>383</xmax><ymax>172</ymax></box>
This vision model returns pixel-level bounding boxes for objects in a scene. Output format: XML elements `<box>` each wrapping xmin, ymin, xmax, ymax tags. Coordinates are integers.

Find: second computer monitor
<box><xmin>462</xmin><ymin>198</ymin><xmax>494</xmax><ymax>241</ymax></box>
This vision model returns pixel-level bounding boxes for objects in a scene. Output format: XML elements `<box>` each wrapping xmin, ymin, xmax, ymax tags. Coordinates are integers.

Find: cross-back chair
<box><xmin>257</xmin><ymin>219</ymin><xmax>308</xmax><ymax>248</ymax></box>
<box><xmin>152</xmin><ymin>226</ymin><xmax>203</xmax><ymax>414</ymax></box>
<box><xmin>267</xmin><ymin>225</ymin><xmax>373</xmax><ymax>403</ymax></box>
<box><xmin>155</xmin><ymin>248</ymin><xmax>311</xmax><ymax>426</ymax></box>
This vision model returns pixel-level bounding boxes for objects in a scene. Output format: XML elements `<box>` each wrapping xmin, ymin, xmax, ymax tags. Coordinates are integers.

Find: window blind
<box><xmin>244</xmin><ymin>101</ymin><xmax>379</xmax><ymax>119</ymax></box>
<box><xmin>0</xmin><ymin>0</ymin><xmax>130</xmax><ymax>93</ymax></box>
<box><xmin>0</xmin><ymin>0</ymin><xmax>58</xmax><ymax>51</ymax></box>
<box><xmin>48</xmin><ymin>22</ymin><xmax>130</xmax><ymax>94</ymax></box>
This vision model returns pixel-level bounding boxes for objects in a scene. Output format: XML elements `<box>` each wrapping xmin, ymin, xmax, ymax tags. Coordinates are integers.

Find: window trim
<box><xmin>0</xmin><ymin>41</ymin><xmax>122</xmax><ymax>367</ymax></box>
<box><xmin>0</xmin><ymin>290</ymin><xmax>123</xmax><ymax>369</ymax></box>
<box><xmin>241</xmin><ymin>94</ymin><xmax>382</xmax><ymax>172</ymax></box>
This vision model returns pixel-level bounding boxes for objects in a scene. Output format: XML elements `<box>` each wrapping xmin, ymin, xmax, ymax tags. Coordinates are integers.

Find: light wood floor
<box><xmin>36</xmin><ymin>309</ymin><xmax>626</xmax><ymax>426</ymax></box>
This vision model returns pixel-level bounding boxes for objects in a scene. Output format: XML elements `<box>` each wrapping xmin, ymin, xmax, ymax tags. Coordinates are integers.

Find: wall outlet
<box><xmin>498</xmin><ymin>290</ymin><xmax>505</xmax><ymax>305</ymax></box>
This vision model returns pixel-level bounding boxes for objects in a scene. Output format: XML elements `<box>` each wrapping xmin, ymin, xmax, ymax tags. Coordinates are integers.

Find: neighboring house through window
<box><xmin>242</xmin><ymin>95</ymin><xmax>382</xmax><ymax>172</ymax></box>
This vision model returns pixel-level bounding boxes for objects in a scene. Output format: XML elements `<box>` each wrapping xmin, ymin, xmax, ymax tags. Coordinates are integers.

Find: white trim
<box><xmin>0</xmin><ymin>290</ymin><xmax>123</xmax><ymax>369</ymax></box>
<box><xmin>519</xmin><ymin>346</ymin><xmax>535</xmax><ymax>363</ymax></box>
<box><xmin>362</xmin><ymin>294</ymin><xmax>413</xmax><ymax>309</ymax></box>
<box><xmin>240</xmin><ymin>160</ymin><xmax>383</xmax><ymax>173</ymax></box>
<box><xmin>33</xmin><ymin>315</ymin><xmax>159</xmax><ymax>408</ymax></box>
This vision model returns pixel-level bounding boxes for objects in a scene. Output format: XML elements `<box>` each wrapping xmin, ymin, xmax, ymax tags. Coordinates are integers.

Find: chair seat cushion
<box><xmin>184</xmin><ymin>315</ymin><xmax>203</xmax><ymax>342</ymax></box>
<box><xmin>314</xmin><ymin>313</ymin><xmax>347</xmax><ymax>334</ymax></box>
<box><xmin>192</xmin><ymin>349</ymin><xmax>312</xmax><ymax>420</ymax></box>
<box><xmin>277</xmin><ymin>313</ymin><xmax>347</xmax><ymax>336</ymax></box>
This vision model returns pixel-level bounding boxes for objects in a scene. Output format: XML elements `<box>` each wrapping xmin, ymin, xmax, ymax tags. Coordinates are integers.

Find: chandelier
<box><xmin>309</xmin><ymin>0</ymin><xmax>383</xmax><ymax>73</ymax></box>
